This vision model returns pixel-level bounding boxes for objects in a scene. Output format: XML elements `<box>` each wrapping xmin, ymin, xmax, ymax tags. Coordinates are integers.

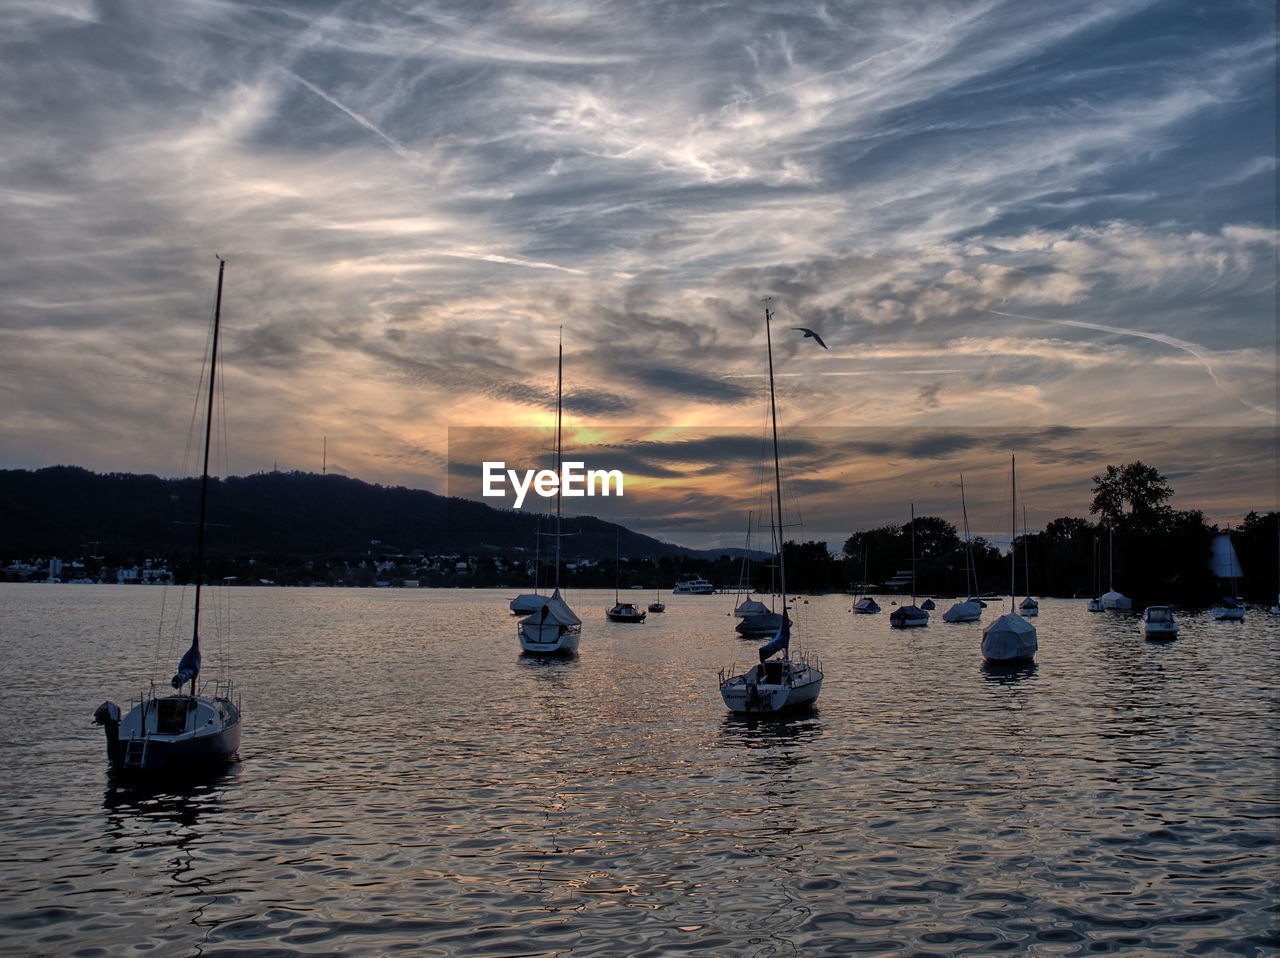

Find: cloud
<box><xmin>0</xmin><ymin>0</ymin><xmax>1272</xmax><ymax>541</ymax></box>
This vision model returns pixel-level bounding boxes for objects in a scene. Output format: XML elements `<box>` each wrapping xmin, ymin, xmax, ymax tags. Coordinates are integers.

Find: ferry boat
<box><xmin>673</xmin><ymin>575</ymin><xmax>715</xmax><ymax>594</ymax></box>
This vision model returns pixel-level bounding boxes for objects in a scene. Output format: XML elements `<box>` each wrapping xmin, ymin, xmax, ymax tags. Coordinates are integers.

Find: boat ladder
<box><xmin>124</xmin><ymin>738</ymin><xmax>147</xmax><ymax>769</ymax></box>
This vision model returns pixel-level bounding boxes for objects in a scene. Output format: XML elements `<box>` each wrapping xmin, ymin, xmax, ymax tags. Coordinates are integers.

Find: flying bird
<box><xmin>792</xmin><ymin>327</ymin><xmax>828</xmax><ymax>349</ymax></box>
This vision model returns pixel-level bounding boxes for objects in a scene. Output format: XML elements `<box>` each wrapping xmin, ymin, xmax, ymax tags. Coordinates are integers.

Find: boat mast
<box><xmin>960</xmin><ymin>474</ymin><xmax>975</xmax><ymax>598</ymax></box>
<box><xmin>1108</xmin><ymin>524</ymin><xmax>1114</xmax><ymax>592</ymax></box>
<box><xmin>768</xmin><ymin>496</ymin><xmax>777</xmax><ymax>599</ymax></box>
<box><xmin>764</xmin><ymin>306</ymin><xmax>787</xmax><ymax>632</ymax></box>
<box><xmin>192</xmin><ymin>258</ymin><xmax>225</xmax><ymax>651</ymax></box>
<box><xmin>1022</xmin><ymin>503</ymin><xmax>1031</xmax><ymax>599</ymax></box>
<box><xmin>1009</xmin><ymin>455</ymin><xmax>1016</xmax><ymax>613</ymax></box>
<box><xmin>910</xmin><ymin>501</ymin><xmax>917</xmax><ymax>604</ymax></box>
<box><xmin>554</xmin><ymin>327</ymin><xmax>563</xmax><ymax>589</ymax></box>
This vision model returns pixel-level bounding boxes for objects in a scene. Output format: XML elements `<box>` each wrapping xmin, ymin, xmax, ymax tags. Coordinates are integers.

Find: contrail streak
<box><xmin>284</xmin><ymin>69</ymin><xmax>422</xmax><ymax>167</ymax></box>
<box><xmin>989</xmin><ymin>309</ymin><xmax>1274</xmax><ymax>417</ymax></box>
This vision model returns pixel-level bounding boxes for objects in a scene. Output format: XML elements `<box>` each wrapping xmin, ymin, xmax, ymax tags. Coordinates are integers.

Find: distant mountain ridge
<box><xmin>0</xmin><ymin>466</ymin><xmax>761</xmax><ymax>563</ymax></box>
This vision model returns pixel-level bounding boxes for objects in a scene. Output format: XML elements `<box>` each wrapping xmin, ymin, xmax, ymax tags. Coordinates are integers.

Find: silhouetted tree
<box><xmin>1234</xmin><ymin>510</ymin><xmax>1279</xmax><ymax>602</ymax></box>
<box><xmin>1090</xmin><ymin>462</ymin><xmax>1175</xmax><ymax>531</ymax></box>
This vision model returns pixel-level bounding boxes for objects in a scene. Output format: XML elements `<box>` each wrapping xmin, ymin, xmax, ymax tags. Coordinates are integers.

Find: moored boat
<box><xmin>719</xmin><ymin>307</ymin><xmax>824</xmax><ymax>714</ymax></box>
<box><xmin>942</xmin><ymin>598</ymin><xmax>982</xmax><ymax>623</ymax></box>
<box><xmin>1141</xmin><ymin>605</ymin><xmax>1179</xmax><ymax>640</ymax></box>
<box><xmin>509</xmin><ymin>519</ymin><xmax>544</xmax><ymax>614</ymax></box>
<box><xmin>982</xmin><ymin>455</ymin><xmax>1038</xmax><ymax>665</ymax></box>
<box><xmin>735</xmin><ymin>610</ymin><xmax>785</xmax><ymax>639</ymax></box>
<box><xmin>519</xmin><ymin>588</ymin><xmax>581</xmax><ymax>652</ymax></box>
<box><xmin>944</xmin><ymin>476</ymin><xmax>983</xmax><ymax>624</ymax></box>
<box><xmin>673</xmin><ymin>575</ymin><xmax>715</xmax><ymax>594</ymax></box>
<box><xmin>1210</xmin><ymin>531</ymin><xmax>1245</xmax><ymax>621</ymax></box>
<box><xmin>518</xmin><ymin>332</ymin><xmax>580</xmax><ymax>654</ymax></box>
<box><xmin>94</xmin><ymin>259</ymin><xmax>241</xmax><ymax>775</ymax></box>
<box><xmin>890</xmin><ymin>503</ymin><xmax>929</xmax><ymax>629</ymax></box>
<box><xmin>606</xmin><ymin>601</ymin><xmax>646</xmax><ymax>622</ymax></box>
<box><xmin>890</xmin><ymin>604</ymin><xmax>930</xmax><ymax>628</ymax></box>
<box><xmin>1100</xmin><ymin>527</ymin><xmax>1131</xmax><ymax>610</ymax></box>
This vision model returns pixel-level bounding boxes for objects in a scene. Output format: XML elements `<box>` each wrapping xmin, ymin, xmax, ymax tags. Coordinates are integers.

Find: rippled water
<box><xmin>1</xmin><ymin>584</ymin><xmax>1276</xmax><ymax>956</ymax></box>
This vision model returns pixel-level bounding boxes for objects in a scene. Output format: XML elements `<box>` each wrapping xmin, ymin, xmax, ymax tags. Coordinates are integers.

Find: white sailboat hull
<box><xmin>98</xmin><ymin>686</ymin><xmax>241</xmax><ymax>774</ymax></box>
<box><xmin>719</xmin><ymin>656</ymin><xmax>822</xmax><ymax>714</ymax></box>
<box><xmin>518</xmin><ymin>621</ymin><xmax>581</xmax><ymax>654</ymax></box>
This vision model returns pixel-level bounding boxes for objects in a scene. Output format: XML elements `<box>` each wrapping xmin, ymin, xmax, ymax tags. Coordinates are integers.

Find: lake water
<box><xmin>1</xmin><ymin>584</ymin><xmax>1276</xmax><ymax>957</ymax></box>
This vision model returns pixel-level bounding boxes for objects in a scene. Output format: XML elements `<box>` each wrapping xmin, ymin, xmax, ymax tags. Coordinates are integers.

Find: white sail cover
<box><xmin>1209</xmin><ymin>533</ymin><xmax>1244</xmax><ymax>579</ymax></box>
<box><xmin>509</xmin><ymin>593</ymin><xmax>542</xmax><ymax>613</ymax></box>
<box><xmin>981</xmin><ymin>612</ymin><xmax>1037</xmax><ymax>662</ymax></box>
<box><xmin>1100</xmin><ymin>589</ymin><xmax>1132</xmax><ymax>611</ymax></box>
<box><xmin>734</xmin><ymin>598</ymin><xmax>771</xmax><ymax>617</ymax></box>
<box><xmin>942</xmin><ymin>599</ymin><xmax>982</xmax><ymax>622</ymax></box>
<box><xmin>519</xmin><ymin>588</ymin><xmax>581</xmax><ymax>628</ymax></box>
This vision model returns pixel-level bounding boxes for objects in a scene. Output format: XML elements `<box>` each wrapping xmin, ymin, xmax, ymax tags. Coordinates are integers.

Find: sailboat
<box><xmin>982</xmin><ymin>455</ymin><xmax>1038</xmax><ymax>665</ymax></box>
<box><xmin>1087</xmin><ymin>536</ymin><xmax>1105</xmax><ymax>612</ymax></box>
<box><xmin>93</xmin><ymin>259</ymin><xmax>242</xmax><ymax>774</ymax></box>
<box><xmin>647</xmin><ymin>588</ymin><xmax>666</xmax><ymax>614</ymax></box>
<box><xmin>1210</xmin><ymin>529</ymin><xmax>1245</xmax><ymax>620</ymax></box>
<box><xmin>509</xmin><ymin>517</ymin><xmax>543</xmax><ymax>614</ymax></box>
<box><xmin>734</xmin><ymin>507</ymin><xmax>784</xmax><ymax>638</ymax></box>
<box><xmin>1099</xmin><ymin>525</ymin><xmax>1132</xmax><ymax>611</ymax></box>
<box><xmin>851</xmin><ymin>545</ymin><xmax>881</xmax><ymax>614</ymax></box>
<box><xmin>606</xmin><ymin>529</ymin><xmax>646</xmax><ymax>622</ymax></box>
<box><xmin>732</xmin><ymin>510</ymin><xmax>771</xmax><ymax>617</ymax></box>
<box><xmin>517</xmin><ymin>332</ymin><xmax>582</xmax><ymax>653</ymax></box>
<box><xmin>943</xmin><ymin>475</ymin><xmax>983</xmax><ymax>623</ymax></box>
<box><xmin>718</xmin><ymin>306</ymin><xmax>823</xmax><ymax>714</ymax></box>
<box><xmin>889</xmin><ymin>504</ymin><xmax>929</xmax><ymax>628</ymax></box>
<box><xmin>1018</xmin><ymin>505</ymin><xmax>1039</xmax><ymax>617</ymax></box>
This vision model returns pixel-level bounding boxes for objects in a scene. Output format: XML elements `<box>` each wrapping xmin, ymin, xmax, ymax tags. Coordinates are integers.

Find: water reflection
<box><xmin>720</xmin><ymin>710</ymin><xmax>824</xmax><ymax>743</ymax></box>
<box><xmin>2</xmin><ymin>589</ymin><xmax>1273</xmax><ymax>958</ymax></box>
<box><xmin>517</xmin><ymin>650</ymin><xmax>581</xmax><ymax>669</ymax></box>
<box><xmin>101</xmin><ymin>762</ymin><xmax>238</xmax><ymax>823</ymax></box>
<box><xmin>98</xmin><ymin>769</ymin><xmax>239</xmax><ymax>953</ymax></box>
<box><xmin>980</xmin><ymin>661</ymin><xmax>1038</xmax><ymax>684</ymax></box>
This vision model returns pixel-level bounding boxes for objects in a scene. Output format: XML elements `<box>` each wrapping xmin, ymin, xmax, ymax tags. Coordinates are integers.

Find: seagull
<box><xmin>792</xmin><ymin>327</ymin><xmax>828</xmax><ymax>349</ymax></box>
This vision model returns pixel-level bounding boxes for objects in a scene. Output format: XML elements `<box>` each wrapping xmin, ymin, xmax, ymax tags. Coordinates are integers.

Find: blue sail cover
<box><xmin>758</xmin><ymin>616</ymin><xmax>791</xmax><ymax>661</ymax></box>
<box><xmin>171</xmin><ymin>637</ymin><xmax>201</xmax><ymax>689</ymax></box>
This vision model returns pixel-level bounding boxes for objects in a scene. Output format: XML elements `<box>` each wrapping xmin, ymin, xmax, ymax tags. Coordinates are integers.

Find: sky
<box><xmin>1</xmin><ymin>0</ymin><xmax>1274</xmax><ymax>551</ymax></box>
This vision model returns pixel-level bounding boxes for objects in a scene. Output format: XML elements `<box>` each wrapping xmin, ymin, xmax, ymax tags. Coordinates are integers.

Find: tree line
<box><xmin>772</xmin><ymin>462</ymin><xmax>1275</xmax><ymax>607</ymax></box>
<box><xmin>3</xmin><ymin>462</ymin><xmax>1274</xmax><ymax>605</ymax></box>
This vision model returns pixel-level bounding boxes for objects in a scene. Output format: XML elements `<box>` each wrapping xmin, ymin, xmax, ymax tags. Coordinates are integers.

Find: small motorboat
<box><xmin>1141</xmin><ymin>605</ymin><xmax>1178</xmax><ymax>641</ymax></box>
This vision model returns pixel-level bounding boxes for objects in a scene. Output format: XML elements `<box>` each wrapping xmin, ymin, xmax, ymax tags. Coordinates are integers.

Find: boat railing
<box><xmin>205</xmin><ymin>678</ymin><xmax>239</xmax><ymax>707</ymax></box>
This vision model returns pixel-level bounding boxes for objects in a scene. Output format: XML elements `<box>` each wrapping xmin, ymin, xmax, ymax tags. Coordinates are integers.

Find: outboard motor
<box><xmin>93</xmin><ymin>701</ymin><xmax>122</xmax><ymax>752</ymax></box>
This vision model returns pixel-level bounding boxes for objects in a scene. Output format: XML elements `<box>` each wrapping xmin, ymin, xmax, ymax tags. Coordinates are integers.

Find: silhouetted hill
<box><xmin>0</xmin><ymin>466</ymin><xmax>754</xmax><ymax>562</ymax></box>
